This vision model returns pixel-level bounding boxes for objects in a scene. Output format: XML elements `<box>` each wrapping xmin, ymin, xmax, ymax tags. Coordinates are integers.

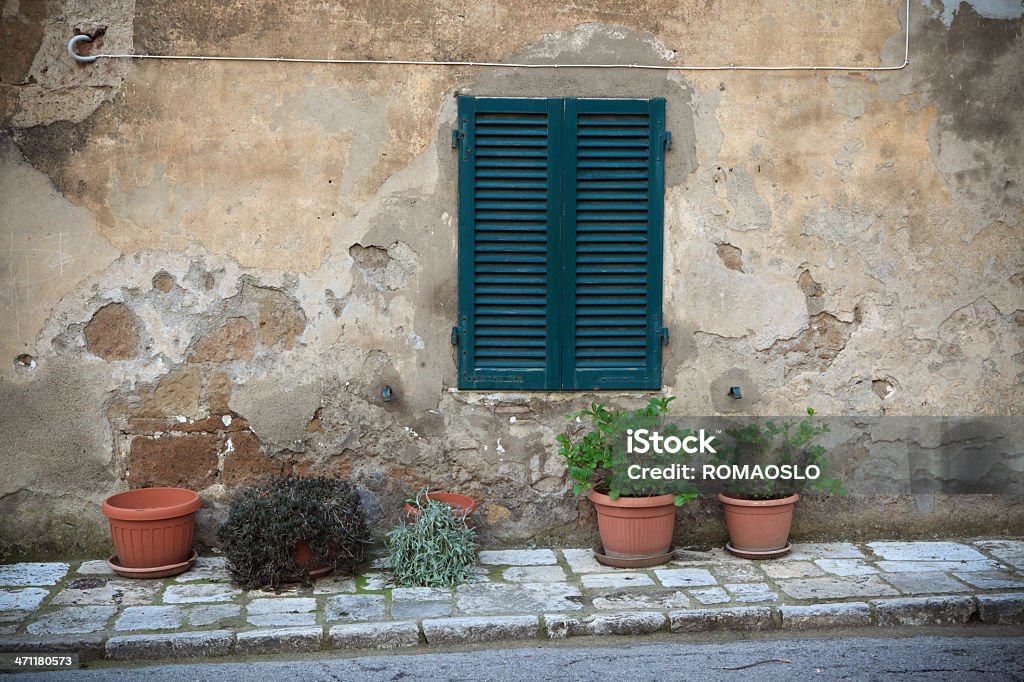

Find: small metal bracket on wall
<box><xmin>450</xmin><ymin>327</ymin><xmax>459</xmax><ymax>345</ymax></box>
<box><xmin>661</xmin><ymin>327</ymin><xmax>670</xmax><ymax>346</ymax></box>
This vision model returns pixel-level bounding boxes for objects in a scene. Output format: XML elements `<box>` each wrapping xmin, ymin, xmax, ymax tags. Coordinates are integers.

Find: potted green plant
<box><xmin>387</xmin><ymin>491</ymin><xmax>479</xmax><ymax>587</ymax></box>
<box><xmin>217</xmin><ymin>475</ymin><xmax>369</xmax><ymax>590</ymax></box>
<box><xmin>102</xmin><ymin>487</ymin><xmax>202</xmax><ymax>578</ymax></box>
<box><xmin>557</xmin><ymin>396</ymin><xmax>698</xmax><ymax>564</ymax></box>
<box><xmin>712</xmin><ymin>408</ymin><xmax>846</xmax><ymax>558</ymax></box>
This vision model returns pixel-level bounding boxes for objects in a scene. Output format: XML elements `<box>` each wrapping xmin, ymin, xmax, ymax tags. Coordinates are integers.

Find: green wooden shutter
<box><xmin>456</xmin><ymin>97</ymin><xmax>563</xmax><ymax>389</ymax></box>
<box><xmin>561</xmin><ymin>98</ymin><xmax>666</xmax><ymax>390</ymax></box>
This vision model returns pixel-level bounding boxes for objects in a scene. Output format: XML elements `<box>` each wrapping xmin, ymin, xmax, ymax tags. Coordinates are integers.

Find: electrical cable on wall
<box><xmin>69</xmin><ymin>0</ymin><xmax>910</xmax><ymax>73</ymax></box>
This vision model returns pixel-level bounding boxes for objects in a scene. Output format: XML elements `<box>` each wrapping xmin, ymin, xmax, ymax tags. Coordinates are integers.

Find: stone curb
<box><xmin>778</xmin><ymin>602</ymin><xmax>872</xmax><ymax>629</ymax></box>
<box><xmin>545</xmin><ymin>611</ymin><xmax>667</xmax><ymax>639</ymax></box>
<box><xmin>105</xmin><ymin>630</ymin><xmax>234</xmax><ymax>661</ymax></box>
<box><xmin>669</xmin><ymin>606</ymin><xmax>773</xmax><ymax>633</ymax></box>
<box><xmin>329</xmin><ymin>621</ymin><xmax>421</xmax><ymax>649</ymax></box>
<box><xmin>422</xmin><ymin>615</ymin><xmax>539</xmax><ymax>645</ymax></box>
<box><xmin>976</xmin><ymin>593</ymin><xmax>1024</xmax><ymax>625</ymax></box>
<box><xmin>2</xmin><ymin>595</ymin><xmax>1023</xmax><ymax>663</ymax></box>
<box><xmin>872</xmin><ymin>596</ymin><xmax>976</xmax><ymax>627</ymax></box>
<box><xmin>235</xmin><ymin>627</ymin><xmax>322</xmax><ymax>655</ymax></box>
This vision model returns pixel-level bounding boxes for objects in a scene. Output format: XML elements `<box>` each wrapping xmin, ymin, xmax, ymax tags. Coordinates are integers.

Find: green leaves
<box><xmin>387</xmin><ymin>494</ymin><xmax>478</xmax><ymax>588</ymax></box>
<box><xmin>713</xmin><ymin>408</ymin><xmax>846</xmax><ymax>500</ymax></box>
<box><xmin>556</xmin><ymin>395</ymin><xmax>698</xmax><ymax>504</ymax></box>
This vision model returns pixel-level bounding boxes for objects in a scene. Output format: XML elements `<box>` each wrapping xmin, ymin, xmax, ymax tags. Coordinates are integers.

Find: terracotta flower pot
<box><xmin>404</xmin><ymin>492</ymin><xmax>476</xmax><ymax>524</ymax></box>
<box><xmin>102</xmin><ymin>488</ymin><xmax>201</xmax><ymax>569</ymax></box>
<box><xmin>718</xmin><ymin>492</ymin><xmax>799</xmax><ymax>554</ymax></box>
<box><xmin>292</xmin><ymin>540</ymin><xmax>334</xmax><ymax>580</ymax></box>
<box><xmin>587</xmin><ymin>490</ymin><xmax>677</xmax><ymax>559</ymax></box>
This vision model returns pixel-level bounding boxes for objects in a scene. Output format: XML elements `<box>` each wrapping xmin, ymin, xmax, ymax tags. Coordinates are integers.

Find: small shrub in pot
<box><xmin>218</xmin><ymin>475</ymin><xmax>369</xmax><ymax>590</ymax></box>
<box><xmin>387</xmin><ymin>491</ymin><xmax>478</xmax><ymax>588</ymax></box>
<box><xmin>711</xmin><ymin>408</ymin><xmax>846</xmax><ymax>557</ymax></box>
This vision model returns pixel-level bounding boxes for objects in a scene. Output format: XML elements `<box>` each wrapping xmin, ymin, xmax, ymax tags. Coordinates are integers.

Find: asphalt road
<box><xmin>15</xmin><ymin>633</ymin><xmax>1024</xmax><ymax>681</ymax></box>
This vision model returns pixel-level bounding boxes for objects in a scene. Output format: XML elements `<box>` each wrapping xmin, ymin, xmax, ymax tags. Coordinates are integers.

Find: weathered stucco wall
<box><xmin>1</xmin><ymin>0</ymin><xmax>1021</xmax><ymax>559</ymax></box>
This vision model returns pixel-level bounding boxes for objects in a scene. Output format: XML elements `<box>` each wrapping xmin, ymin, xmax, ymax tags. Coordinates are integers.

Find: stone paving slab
<box><xmin>52</xmin><ymin>578</ymin><xmax>160</xmax><ymax>606</ymax></box>
<box><xmin>478</xmin><ymin>550</ymin><xmax>557</xmax><ymax>566</ymax></box>
<box><xmin>0</xmin><ymin>588</ymin><xmax>49</xmax><ymax>611</ymax></box>
<box><xmin>867</xmin><ymin>541</ymin><xmax>987</xmax><ymax>562</ymax></box>
<box><xmin>114</xmin><ymin>606</ymin><xmax>184</xmax><ymax>631</ymax></box>
<box><xmin>0</xmin><ymin>538</ymin><xmax>1022</xmax><ymax>663</ymax></box>
<box><xmin>246</xmin><ymin>597</ymin><xmax>318</xmax><ymax>627</ymax></box>
<box><xmin>580</xmin><ymin>572</ymin><xmax>654</xmax><ymax>589</ymax></box>
<box><xmin>163</xmin><ymin>583</ymin><xmax>241</xmax><ymax>604</ymax></box>
<box><xmin>187</xmin><ymin>604</ymin><xmax>241</xmax><ymax>627</ymax></box>
<box><xmin>776</xmin><ymin>575</ymin><xmax>899</xmax><ymax>600</ymax></box>
<box><xmin>0</xmin><ymin>563</ymin><xmax>69</xmax><ymax>587</ymax></box>
<box><xmin>175</xmin><ymin>557</ymin><xmax>230</xmax><ymax>583</ymax></box>
<box><xmin>456</xmin><ymin>582</ymin><xmax>583</xmax><ymax>615</ymax></box>
<box><xmin>26</xmin><ymin>606</ymin><xmax>116</xmax><ymax>635</ymax></box>
<box><xmin>974</xmin><ymin>540</ymin><xmax>1024</xmax><ymax>570</ymax></box>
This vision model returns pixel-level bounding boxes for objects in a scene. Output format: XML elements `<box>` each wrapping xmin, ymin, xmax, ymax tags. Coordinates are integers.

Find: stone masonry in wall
<box><xmin>0</xmin><ymin>1</ymin><xmax>1022</xmax><ymax>559</ymax></box>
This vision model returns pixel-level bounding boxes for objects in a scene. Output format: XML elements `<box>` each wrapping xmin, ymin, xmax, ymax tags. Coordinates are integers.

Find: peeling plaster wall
<box><xmin>1</xmin><ymin>0</ymin><xmax>1021</xmax><ymax>558</ymax></box>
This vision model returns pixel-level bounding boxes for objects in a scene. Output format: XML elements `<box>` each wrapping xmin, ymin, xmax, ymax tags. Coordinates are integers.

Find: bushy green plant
<box><xmin>556</xmin><ymin>396</ymin><xmax>699</xmax><ymax>506</ymax></box>
<box><xmin>386</xmin><ymin>493</ymin><xmax>478</xmax><ymax>588</ymax></box>
<box><xmin>217</xmin><ymin>475</ymin><xmax>369</xmax><ymax>590</ymax></box>
<box><xmin>712</xmin><ymin>408</ymin><xmax>847</xmax><ymax>499</ymax></box>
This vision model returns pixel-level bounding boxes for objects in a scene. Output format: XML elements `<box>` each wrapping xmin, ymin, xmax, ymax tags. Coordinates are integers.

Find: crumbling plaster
<box><xmin>1</xmin><ymin>0</ymin><xmax>1021</xmax><ymax>558</ymax></box>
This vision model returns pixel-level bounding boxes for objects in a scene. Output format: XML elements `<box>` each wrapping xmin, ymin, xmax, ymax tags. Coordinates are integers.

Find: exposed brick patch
<box><xmin>205</xmin><ymin>372</ymin><xmax>234</xmax><ymax>413</ymax></box>
<box><xmin>256</xmin><ymin>291</ymin><xmax>305</xmax><ymax>350</ymax></box>
<box><xmin>128</xmin><ymin>434</ymin><xmax>219</xmax><ymax>489</ymax></box>
<box><xmin>221</xmin><ymin>431</ymin><xmax>287</xmax><ymax>487</ymax></box>
<box><xmin>143</xmin><ymin>368</ymin><xmax>201</xmax><ymax>418</ymax></box>
<box><xmin>768</xmin><ymin>308</ymin><xmax>861</xmax><ymax>377</ymax></box>
<box><xmin>716</xmin><ymin>243</ymin><xmax>744</xmax><ymax>272</ymax></box>
<box><xmin>189</xmin><ymin>318</ymin><xmax>256</xmax><ymax>363</ymax></box>
<box><xmin>84</xmin><ymin>303</ymin><xmax>139</xmax><ymax>360</ymax></box>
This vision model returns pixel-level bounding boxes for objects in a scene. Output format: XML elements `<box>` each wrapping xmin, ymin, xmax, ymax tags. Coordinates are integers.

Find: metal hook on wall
<box><xmin>68</xmin><ymin>34</ymin><xmax>97</xmax><ymax>63</ymax></box>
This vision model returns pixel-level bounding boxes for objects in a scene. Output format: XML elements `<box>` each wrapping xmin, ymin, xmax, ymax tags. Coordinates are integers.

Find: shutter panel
<box><xmin>561</xmin><ymin>98</ymin><xmax>665</xmax><ymax>390</ymax></box>
<box><xmin>456</xmin><ymin>97</ymin><xmax>563</xmax><ymax>389</ymax></box>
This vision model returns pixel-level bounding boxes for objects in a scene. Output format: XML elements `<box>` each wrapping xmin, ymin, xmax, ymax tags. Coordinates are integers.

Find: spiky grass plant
<box><xmin>217</xmin><ymin>475</ymin><xmax>369</xmax><ymax>590</ymax></box>
<box><xmin>386</xmin><ymin>493</ymin><xmax>478</xmax><ymax>588</ymax></box>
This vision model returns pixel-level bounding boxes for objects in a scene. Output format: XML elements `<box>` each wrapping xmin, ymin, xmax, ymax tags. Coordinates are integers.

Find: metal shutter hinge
<box><xmin>451</xmin><ymin>129</ymin><xmax>463</xmax><ymax>149</ymax></box>
<box><xmin>451</xmin><ymin>326</ymin><xmax>459</xmax><ymax>345</ymax></box>
<box><xmin>663</xmin><ymin>131</ymin><xmax>672</xmax><ymax>150</ymax></box>
<box><xmin>661</xmin><ymin>327</ymin><xmax>670</xmax><ymax>346</ymax></box>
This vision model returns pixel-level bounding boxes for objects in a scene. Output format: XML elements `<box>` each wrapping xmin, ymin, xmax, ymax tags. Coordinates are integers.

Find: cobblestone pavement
<box><xmin>0</xmin><ymin>539</ymin><xmax>1022</xmax><ymax>662</ymax></box>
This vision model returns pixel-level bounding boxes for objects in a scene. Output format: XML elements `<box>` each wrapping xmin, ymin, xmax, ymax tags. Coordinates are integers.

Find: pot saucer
<box><xmin>725</xmin><ymin>541</ymin><xmax>792</xmax><ymax>560</ymax></box>
<box><xmin>592</xmin><ymin>543</ymin><xmax>675</xmax><ymax>568</ymax></box>
<box><xmin>306</xmin><ymin>564</ymin><xmax>334</xmax><ymax>580</ymax></box>
<box><xmin>108</xmin><ymin>549</ymin><xmax>197</xmax><ymax>579</ymax></box>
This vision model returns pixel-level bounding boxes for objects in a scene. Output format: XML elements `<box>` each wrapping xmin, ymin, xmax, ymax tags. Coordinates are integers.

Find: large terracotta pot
<box><xmin>102</xmin><ymin>487</ymin><xmax>201</xmax><ymax>568</ymax></box>
<box><xmin>404</xmin><ymin>492</ymin><xmax>476</xmax><ymax>523</ymax></box>
<box><xmin>718</xmin><ymin>492</ymin><xmax>799</xmax><ymax>553</ymax></box>
<box><xmin>587</xmin><ymin>490</ymin><xmax>677</xmax><ymax>558</ymax></box>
